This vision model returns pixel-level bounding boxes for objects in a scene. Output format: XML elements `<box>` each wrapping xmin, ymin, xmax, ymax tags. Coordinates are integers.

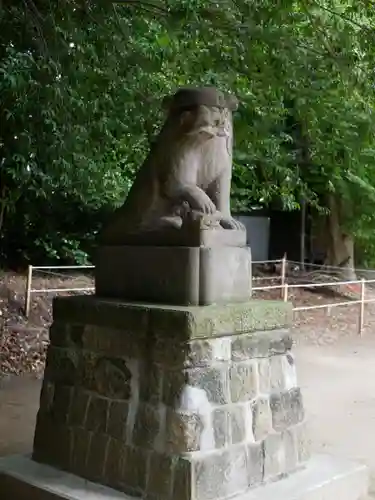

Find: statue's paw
<box><xmin>220</xmin><ymin>217</ymin><xmax>245</xmax><ymax>231</ymax></box>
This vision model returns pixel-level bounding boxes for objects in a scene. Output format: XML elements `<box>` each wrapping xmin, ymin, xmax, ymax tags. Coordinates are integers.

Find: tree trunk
<box><xmin>324</xmin><ymin>195</ymin><xmax>356</xmax><ymax>280</ymax></box>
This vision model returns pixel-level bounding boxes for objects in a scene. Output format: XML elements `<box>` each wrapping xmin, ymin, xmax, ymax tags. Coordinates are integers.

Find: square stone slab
<box><xmin>95</xmin><ymin>245</ymin><xmax>252</xmax><ymax>305</ymax></box>
<box><xmin>0</xmin><ymin>454</ymin><xmax>368</xmax><ymax>500</ymax></box>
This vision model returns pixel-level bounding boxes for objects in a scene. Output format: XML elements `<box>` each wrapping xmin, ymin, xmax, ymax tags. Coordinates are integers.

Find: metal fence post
<box><xmin>358</xmin><ymin>278</ymin><xmax>366</xmax><ymax>336</ymax></box>
<box><xmin>25</xmin><ymin>265</ymin><xmax>33</xmax><ymax>317</ymax></box>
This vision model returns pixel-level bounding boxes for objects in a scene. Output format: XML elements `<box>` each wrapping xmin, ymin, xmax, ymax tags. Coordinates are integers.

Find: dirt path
<box><xmin>0</xmin><ymin>375</ymin><xmax>41</xmax><ymax>457</ymax></box>
<box><xmin>295</xmin><ymin>337</ymin><xmax>375</xmax><ymax>497</ymax></box>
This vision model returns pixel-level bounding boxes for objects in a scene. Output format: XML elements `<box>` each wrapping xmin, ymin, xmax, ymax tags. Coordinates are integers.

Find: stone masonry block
<box><xmin>189</xmin><ymin>367</ymin><xmax>230</xmax><ymax>405</ymax></box>
<box><xmin>33</xmin><ymin>415</ymin><xmax>72</xmax><ymax>471</ymax></box>
<box><xmin>86</xmin><ymin>396</ymin><xmax>109</xmax><ymax>434</ymax></box>
<box><xmin>119</xmin><ymin>446</ymin><xmax>148</xmax><ymax>494</ymax></box>
<box><xmin>173</xmin><ymin>457</ymin><xmax>192</xmax><ymax>500</ymax></box>
<box><xmin>193</xmin><ymin>446</ymin><xmax>249</xmax><ymax>500</ymax></box>
<box><xmin>38</xmin><ymin>380</ymin><xmax>55</xmax><ymax>415</ymax></box>
<box><xmin>52</xmin><ymin>296</ymin><xmax>293</xmax><ymax>340</ymax></box>
<box><xmin>231</xmin><ymin>329</ymin><xmax>293</xmax><ymax>361</ymax></box>
<box><xmin>270</xmin><ymin>388</ymin><xmax>304</xmax><ymax>432</ymax></box>
<box><xmin>251</xmin><ymin>397</ymin><xmax>272</xmax><ymax>441</ymax></box>
<box><xmin>139</xmin><ymin>362</ymin><xmax>163</xmax><ymax>405</ymax></box>
<box><xmin>82</xmin><ymin>325</ymin><xmax>146</xmax><ymax>359</ymax></box>
<box><xmin>263</xmin><ymin>432</ymin><xmax>284</xmax><ymax>480</ymax></box>
<box><xmin>70</xmin><ymin>427</ymin><xmax>90</xmax><ymax>477</ymax></box>
<box><xmin>92</xmin><ymin>356</ymin><xmax>133</xmax><ymax>400</ymax></box>
<box><xmin>247</xmin><ymin>442</ymin><xmax>264</xmax><ymax>486</ymax></box>
<box><xmin>270</xmin><ymin>354</ymin><xmax>297</xmax><ymax>391</ymax></box>
<box><xmin>163</xmin><ymin>366</ymin><xmax>230</xmax><ymax>407</ymax></box>
<box><xmin>50</xmin><ymin>385</ymin><xmax>72</xmax><ymax>425</ymax></box>
<box><xmin>212</xmin><ymin>408</ymin><xmax>230</xmax><ymax>448</ymax></box>
<box><xmin>294</xmin><ymin>420</ymin><xmax>312</xmax><ymax>464</ymax></box>
<box><xmin>230</xmin><ymin>404</ymin><xmax>249</xmax><ymax>444</ymax></box>
<box><xmin>44</xmin><ymin>346</ymin><xmax>79</xmax><ymax>386</ymax></box>
<box><xmin>257</xmin><ymin>358</ymin><xmax>271</xmax><ymax>394</ymax></box>
<box><xmin>104</xmin><ymin>438</ymin><xmax>123</xmax><ymax>486</ymax></box>
<box><xmin>185</xmin><ymin>338</ymin><xmax>231</xmax><ymax>367</ymax></box>
<box><xmin>146</xmin><ymin>452</ymin><xmax>174</xmax><ymax>498</ymax></box>
<box><xmin>132</xmin><ymin>404</ymin><xmax>161</xmax><ymax>450</ymax></box>
<box><xmin>165</xmin><ymin>409</ymin><xmax>205</xmax><ymax>453</ymax></box>
<box><xmin>230</xmin><ymin>361</ymin><xmax>258</xmax><ymax>402</ymax></box>
<box><xmin>68</xmin><ymin>389</ymin><xmax>90</xmax><ymax>427</ymax></box>
<box><xmin>107</xmin><ymin>401</ymin><xmax>129</xmax><ymax>440</ymax></box>
<box><xmin>282</xmin><ymin>428</ymin><xmax>299</xmax><ymax>474</ymax></box>
<box><xmin>86</xmin><ymin>434</ymin><xmax>109</xmax><ymax>482</ymax></box>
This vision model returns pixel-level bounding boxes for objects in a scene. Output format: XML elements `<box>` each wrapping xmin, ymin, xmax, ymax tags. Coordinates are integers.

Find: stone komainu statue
<box><xmin>98</xmin><ymin>87</ymin><xmax>245</xmax><ymax>246</ymax></box>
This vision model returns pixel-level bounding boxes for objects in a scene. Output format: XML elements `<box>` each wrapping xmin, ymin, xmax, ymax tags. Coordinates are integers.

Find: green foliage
<box><xmin>1</xmin><ymin>0</ymin><xmax>375</xmax><ymax>265</ymax></box>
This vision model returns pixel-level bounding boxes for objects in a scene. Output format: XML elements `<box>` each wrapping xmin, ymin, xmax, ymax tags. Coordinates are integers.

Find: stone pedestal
<box><xmin>30</xmin><ymin>296</ymin><xmax>308</xmax><ymax>498</ymax></box>
<box><xmin>95</xmin><ymin>245</ymin><xmax>252</xmax><ymax>306</ymax></box>
<box><xmin>0</xmin><ymin>295</ymin><xmax>369</xmax><ymax>499</ymax></box>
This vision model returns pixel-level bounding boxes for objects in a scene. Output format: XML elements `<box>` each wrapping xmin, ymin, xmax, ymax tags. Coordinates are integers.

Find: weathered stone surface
<box><xmin>139</xmin><ymin>363</ymin><xmax>163</xmax><ymax>404</ymax></box>
<box><xmin>34</xmin><ymin>295</ymin><xmax>308</xmax><ymax>499</ymax></box>
<box><xmin>282</xmin><ymin>429</ymin><xmax>298</xmax><ymax>474</ymax></box>
<box><xmin>247</xmin><ymin>442</ymin><xmax>264</xmax><ymax>486</ymax></box>
<box><xmin>132</xmin><ymin>404</ymin><xmax>160</xmax><ymax>449</ymax></box>
<box><xmin>82</xmin><ymin>325</ymin><xmax>146</xmax><ymax>358</ymax></box>
<box><xmin>270</xmin><ymin>354</ymin><xmax>297</xmax><ymax>391</ymax></box>
<box><xmin>173</xmin><ymin>457</ymin><xmax>192</xmax><ymax>500</ymax></box>
<box><xmin>95</xmin><ymin>245</ymin><xmax>252</xmax><ymax>306</ymax></box>
<box><xmin>231</xmin><ymin>329</ymin><xmax>293</xmax><ymax>361</ymax></box>
<box><xmin>163</xmin><ymin>366</ymin><xmax>230</xmax><ymax>407</ymax></box>
<box><xmin>38</xmin><ymin>380</ymin><xmax>54</xmax><ymax>414</ymax></box>
<box><xmin>104</xmin><ymin>438</ymin><xmax>123</xmax><ymax>485</ymax></box>
<box><xmin>44</xmin><ymin>346</ymin><xmax>79</xmax><ymax>386</ymax></box>
<box><xmin>70</xmin><ymin>428</ymin><xmax>90</xmax><ymax>477</ymax></box>
<box><xmin>86</xmin><ymin>434</ymin><xmax>109</xmax><ymax>481</ymax></box>
<box><xmin>33</xmin><ymin>416</ymin><xmax>72</xmax><ymax>470</ymax></box>
<box><xmin>263</xmin><ymin>432</ymin><xmax>284</xmax><ymax>480</ymax></box>
<box><xmin>270</xmin><ymin>388</ymin><xmax>304</xmax><ymax>432</ymax></box>
<box><xmin>68</xmin><ymin>389</ymin><xmax>90</xmax><ymax>427</ymax></box>
<box><xmin>86</xmin><ymin>396</ymin><xmax>109</xmax><ymax>434</ymax></box>
<box><xmin>252</xmin><ymin>397</ymin><xmax>272</xmax><ymax>441</ymax></box>
<box><xmin>52</xmin><ymin>296</ymin><xmax>292</xmax><ymax>340</ymax></box>
<box><xmin>230</xmin><ymin>404</ymin><xmax>248</xmax><ymax>444</ymax></box>
<box><xmin>230</xmin><ymin>361</ymin><xmax>258</xmax><ymax>402</ymax></box>
<box><xmin>51</xmin><ymin>385</ymin><xmax>72</xmax><ymax>425</ymax></box>
<box><xmin>107</xmin><ymin>401</ymin><xmax>129</xmax><ymax>440</ymax></box>
<box><xmin>147</xmin><ymin>453</ymin><xmax>173</xmax><ymax>497</ymax></box>
<box><xmin>120</xmin><ymin>446</ymin><xmax>148</xmax><ymax>493</ymax></box>
<box><xmin>212</xmin><ymin>408</ymin><xmax>230</xmax><ymax>448</ymax></box>
<box><xmin>257</xmin><ymin>359</ymin><xmax>271</xmax><ymax>394</ymax></box>
<box><xmin>294</xmin><ymin>421</ymin><xmax>311</xmax><ymax>464</ymax></box>
<box><xmin>166</xmin><ymin>410</ymin><xmax>204</xmax><ymax>452</ymax></box>
<box><xmin>189</xmin><ymin>366</ymin><xmax>230</xmax><ymax>405</ymax></box>
<box><xmin>93</xmin><ymin>357</ymin><xmax>132</xmax><ymax>400</ymax></box>
<box><xmin>78</xmin><ymin>350</ymin><xmax>97</xmax><ymax>390</ymax></box>
<box><xmin>193</xmin><ymin>446</ymin><xmax>249</xmax><ymax>500</ymax></box>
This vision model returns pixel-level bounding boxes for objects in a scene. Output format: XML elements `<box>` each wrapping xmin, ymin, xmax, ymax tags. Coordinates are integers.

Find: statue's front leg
<box><xmin>208</xmin><ymin>173</ymin><xmax>245</xmax><ymax>231</ymax></box>
<box><xmin>169</xmin><ymin>184</ymin><xmax>217</xmax><ymax>215</ymax></box>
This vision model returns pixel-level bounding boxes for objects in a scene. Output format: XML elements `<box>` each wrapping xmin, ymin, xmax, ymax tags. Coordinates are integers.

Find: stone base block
<box><xmin>94</xmin><ymin>245</ymin><xmax>252</xmax><ymax>305</ymax></box>
<box><xmin>0</xmin><ymin>454</ymin><xmax>368</xmax><ymax>500</ymax></box>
